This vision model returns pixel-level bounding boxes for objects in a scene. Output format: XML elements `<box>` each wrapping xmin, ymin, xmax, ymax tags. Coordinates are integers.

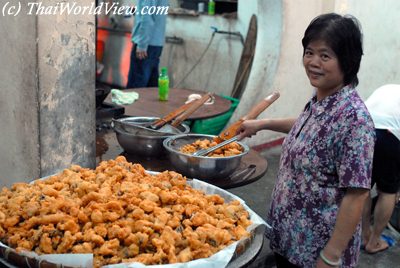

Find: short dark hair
<box><xmin>302</xmin><ymin>13</ymin><xmax>363</xmax><ymax>87</ymax></box>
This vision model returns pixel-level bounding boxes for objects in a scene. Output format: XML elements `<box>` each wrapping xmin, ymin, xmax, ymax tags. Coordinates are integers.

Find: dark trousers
<box><xmin>371</xmin><ymin>129</ymin><xmax>400</xmax><ymax>193</ymax></box>
<box><xmin>127</xmin><ymin>44</ymin><xmax>163</xmax><ymax>88</ymax></box>
<box><xmin>274</xmin><ymin>253</ymin><xmax>301</xmax><ymax>268</ymax></box>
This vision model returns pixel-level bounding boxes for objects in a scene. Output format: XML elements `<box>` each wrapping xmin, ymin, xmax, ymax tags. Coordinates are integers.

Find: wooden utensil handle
<box><xmin>217</xmin><ymin>91</ymin><xmax>280</xmax><ymax>141</ymax></box>
<box><xmin>242</xmin><ymin>91</ymin><xmax>280</xmax><ymax>120</ymax></box>
<box><xmin>171</xmin><ymin>93</ymin><xmax>213</xmax><ymax>127</ymax></box>
<box><xmin>216</xmin><ymin>121</ymin><xmax>242</xmax><ymax>142</ymax></box>
<box><xmin>151</xmin><ymin>102</ymin><xmax>192</xmax><ymax>129</ymax></box>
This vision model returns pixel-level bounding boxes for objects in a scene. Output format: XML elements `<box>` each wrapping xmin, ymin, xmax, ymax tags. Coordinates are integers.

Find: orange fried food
<box><xmin>180</xmin><ymin>138</ymin><xmax>244</xmax><ymax>157</ymax></box>
<box><xmin>0</xmin><ymin>156</ymin><xmax>251</xmax><ymax>267</ymax></box>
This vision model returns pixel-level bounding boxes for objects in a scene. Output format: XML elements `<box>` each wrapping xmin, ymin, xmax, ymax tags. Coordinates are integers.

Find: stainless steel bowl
<box><xmin>113</xmin><ymin>117</ymin><xmax>190</xmax><ymax>156</ymax></box>
<box><xmin>163</xmin><ymin>134</ymin><xmax>249</xmax><ymax>179</ymax></box>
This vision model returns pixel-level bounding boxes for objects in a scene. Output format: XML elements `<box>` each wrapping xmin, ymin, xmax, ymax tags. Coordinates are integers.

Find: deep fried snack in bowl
<box><xmin>180</xmin><ymin>138</ymin><xmax>244</xmax><ymax>157</ymax></box>
<box><xmin>0</xmin><ymin>156</ymin><xmax>252</xmax><ymax>267</ymax></box>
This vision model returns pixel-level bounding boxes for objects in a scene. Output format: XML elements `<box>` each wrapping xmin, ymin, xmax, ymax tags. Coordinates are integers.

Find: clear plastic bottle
<box><xmin>158</xmin><ymin>67</ymin><xmax>169</xmax><ymax>101</ymax></box>
<box><xmin>208</xmin><ymin>0</ymin><xmax>215</xmax><ymax>15</ymax></box>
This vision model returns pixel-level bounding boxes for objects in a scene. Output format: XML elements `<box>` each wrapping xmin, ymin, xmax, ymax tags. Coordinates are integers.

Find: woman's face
<box><xmin>303</xmin><ymin>39</ymin><xmax>345</xmax><ymax>99</ymax></box>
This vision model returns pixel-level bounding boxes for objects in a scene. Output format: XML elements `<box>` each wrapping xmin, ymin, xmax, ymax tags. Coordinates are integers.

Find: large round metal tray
<box><xmin>0</xmin><ymin>171</ymin><xmax>266</xmax><ymax>268</ymax></box>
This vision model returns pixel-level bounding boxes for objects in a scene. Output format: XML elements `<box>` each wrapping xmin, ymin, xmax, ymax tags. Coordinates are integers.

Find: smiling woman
<box><xmin>236</xmin><ymin>13</ymin><xmax>375</xmax><ymax>268</ymax></box>
<box><xmin>301</xmin><ymin>14</ymin><xmax>363</xmax><ymax>100</ymax></box>
<box><xmin>303</xmin><ymin>40</ymin><xmax>344</xmax><ymax>100</ymax></box>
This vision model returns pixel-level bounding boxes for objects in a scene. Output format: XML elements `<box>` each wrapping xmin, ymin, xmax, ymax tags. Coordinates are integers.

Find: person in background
<box><xmin>237</xmin><ymin>13</ymin><xmax>375</xmax><ymax>267</ymax></box>
<box><xmin>127</xmin><ymin>0</ymin><xmax>169</xmax><ymax>88</ymax></box>
<box><xmin>361</xmin><ymin>84</ymin><xmax>400</xmax><ymax>253</ymax></box>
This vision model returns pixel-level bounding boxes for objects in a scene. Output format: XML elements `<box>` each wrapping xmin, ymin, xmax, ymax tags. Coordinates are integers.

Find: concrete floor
<box><xmin>96</xmin><ymin>129</ymin><xmax>400</xmax><ymax>268</ymax></box>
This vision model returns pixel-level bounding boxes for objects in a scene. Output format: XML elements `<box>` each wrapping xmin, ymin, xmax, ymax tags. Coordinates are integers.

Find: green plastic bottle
<box><xmin>208</xmin><ymin>0</ymin><xmax>215</xmax><ymax>15</ymax></box>
<box><xmin>158</xmin><ymin>67</ymin><xmax>169</xmax><ymax>101</ymax></box>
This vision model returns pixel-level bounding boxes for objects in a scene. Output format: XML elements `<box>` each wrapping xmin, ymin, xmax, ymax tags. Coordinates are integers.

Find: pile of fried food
<box><xmin>180</xmin><ymin>139</ymin><xmax>243</xmax><ymax>157</ymax></box>
<box><xmin>0</xmin><ymin>156</ymin><xmax>252</xmax><ymax>267</ymax></box>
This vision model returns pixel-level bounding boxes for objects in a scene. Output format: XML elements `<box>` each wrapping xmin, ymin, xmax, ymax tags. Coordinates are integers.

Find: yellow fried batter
<box><xmin>180</xmin><ymin>138</ymin><xmax>244</xmax><ymax>157</ymax></box>
<box><xmin>0</xmin><ymin>156</ymin><xmax>251</xmax><ymax>267</ymax></box>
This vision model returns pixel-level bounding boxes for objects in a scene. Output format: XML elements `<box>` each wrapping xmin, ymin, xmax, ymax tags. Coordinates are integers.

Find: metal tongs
<box><xmin>113</xmin><ymin>93</ymin><xmax>214</xmax><ymax>135</ymax></box>
<box><xmin>148</xmin><ymin>92</ymin><xmax>213</xmax><ymax>131</ymax></box>
<box><xmin>193</xmin><ymin>91</ymin><xmax>281</xmax><ymax>156</ymax></box>
<box><xmin>192</xmin><ymin>136</ymin><xmax>239</xmax><ymax>156</ymax></box>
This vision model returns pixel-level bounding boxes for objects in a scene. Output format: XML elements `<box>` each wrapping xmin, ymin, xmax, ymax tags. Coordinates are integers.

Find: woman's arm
<box><xmin>237</xmin><ymin>118</ymin><xmax>296</xmax><ymax>140</ymax></box>
<box><xmin>316</xmin><ymin>188</ymin><xmax>369</xmax><ymax>267</ymax></box>
<box><xmin>263</xmin><ymin>118</ymin><xmax>297</xmax><ymax>133</ymax></box>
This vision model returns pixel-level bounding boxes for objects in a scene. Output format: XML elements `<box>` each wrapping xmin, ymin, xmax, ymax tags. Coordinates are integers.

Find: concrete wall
<box><xmin>0</xmin><ymin>0</ymin><xmax>96</xmax><ymax>187</ymax></box>
<box><xmin>161</xmin><ymin>0</ymin><xmax>255</xmax><ymax>96</ymax></box>
<box><xmin>0</xmin><ymin>5</ymin><xmax>40</xmax><ymax>187</ymax></box>
<box><xmin>229</xmin><ymin>0</ymin><xmax>283</xmax><ymax>145</ymax></box>
<box><xmin>162</xmin><ymin>15</ymin><xmax>242</xmax><ymax>96</ymax></box>
<box><xmin>37</xmin><ymin>0</ymin><xmax>96</xmax><ymax>177</ymax></box>
<box><xmin>335</xmin><ymin>0</ymin><xmax>400</xmax><ymax>99</ymax></box>
<box><xmin>234</xmin><ymin>0</ymin><xmax>400</xmax><ymax>147</ymax></box>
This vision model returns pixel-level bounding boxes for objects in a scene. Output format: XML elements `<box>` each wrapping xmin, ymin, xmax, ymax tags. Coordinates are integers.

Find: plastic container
<box><xmin>191</xmin><ymin>95</ymin><xmax>239</xmax><ymax>135</ymax></box>
<box><xmin>158</xmin><ymin>67</ymin><xmax>169</xmax><ymax>101</ymax></box>
<box><xmin>208</xmin><ymin>0</ymin><xmax>215</xmax><ymax>15</ymax></box>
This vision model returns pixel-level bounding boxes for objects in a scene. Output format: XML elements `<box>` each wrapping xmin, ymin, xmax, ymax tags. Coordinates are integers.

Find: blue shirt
<box><xmin>132</xmin><ymin>0</ymin><xmax>169</xmax><ymax>50</ymax></box>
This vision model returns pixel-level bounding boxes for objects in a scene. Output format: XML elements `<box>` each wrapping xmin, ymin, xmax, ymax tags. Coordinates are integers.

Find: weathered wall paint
<box><xmin>38</xmin><ymin>0</ymin><xmax>96</xmax><ymax>176</ymax></box>
<box><xmin>335</xmin><ymin>0</ymin><xmax>400</xmax><ymax>99</ymax></box>
<box><xmin>0</xmin><ymin>5</ymin><xmax>40</xmax><ymax>187</ymax></box>
<box><xmin>162</xmin><ymin>15</ymin><xmax>242</xmax><ymax>96</ymax></box>
<box><xmin>0</xmin><ymin>0</ymin><xmax>96</xmax><ymax>186</ymax></box>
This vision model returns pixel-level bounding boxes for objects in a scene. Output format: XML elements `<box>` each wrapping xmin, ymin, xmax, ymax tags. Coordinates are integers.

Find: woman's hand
<box><xmin>319</xmin><ymin>188</ymin><xmax>369</xmax><ymax>267</ymax></box>
<box><xmin>236</xmin><ymin>117</ymin><xmax>297</xmax><ymax>140</ymax></box>
<box><xmin>236</xmin><ymin>119</ymin><xmax>263</xmax><ymax>140</ymax></box>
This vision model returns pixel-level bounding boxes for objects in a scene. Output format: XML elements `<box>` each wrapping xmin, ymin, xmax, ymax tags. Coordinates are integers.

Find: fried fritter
<box><xmin>0</xmin><ymin>156</ymin><xmax>251</xmax><ymax>267</ymax></box>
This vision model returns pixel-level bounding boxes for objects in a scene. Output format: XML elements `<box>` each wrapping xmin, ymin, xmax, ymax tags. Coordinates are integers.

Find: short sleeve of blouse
<box><xmin>335</xmin><ymin>112</ymin><xmax>375</xmax><ymax>189</ymax></box>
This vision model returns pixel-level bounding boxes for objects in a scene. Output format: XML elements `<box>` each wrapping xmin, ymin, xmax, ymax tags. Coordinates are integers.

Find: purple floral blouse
<box><xmin>266</xmin><ymin>86</ymin><xmax>375</xmax><ymax>268</ymax></box>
